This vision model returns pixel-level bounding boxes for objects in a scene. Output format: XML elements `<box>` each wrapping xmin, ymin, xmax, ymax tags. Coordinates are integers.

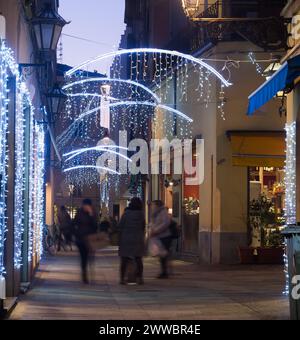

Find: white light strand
<box><xmin>283</xmin><ymin>122</ymin><xmax>297</xmax><ymax>295</ymax></box>
<box><xmin>248</xmin><ymin>52</ymin><xmax>264</xmax><ymax>76</ymax></box>
<box><xmin>65</xmin><ymin>48</ymin><xmax>232</xmax><ymax>87</ymax></box>
<box><xmin>32</xmin><ymin>123</ymin><xmax>45</xmax><ymax>262</ymax></box>
<box><xmin>285</xmin><ymin>122</ymin><xmax>296</xmax><ymax>226</ymax></box>
<box><xmin>0</xmin><ymin>41</ymin><xmax>37</xmax><ymax>270</ymax></box>
<box><xmin>0</xmin><ymin>43</ymin><xmax>9</xmax><ymax>277</ymax></box>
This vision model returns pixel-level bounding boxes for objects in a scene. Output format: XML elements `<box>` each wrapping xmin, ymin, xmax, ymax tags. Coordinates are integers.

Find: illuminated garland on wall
<box><xmin>0</xmin><ymin>43</ymin><xmax>9</xmax><ymax>277</ymax></box>
<box><xmin>283</xmin><ymin>121</ymin><xmax>297</xmax><ymax>295</ymax></box>
<box><xmin>0</xmin><ymin>42</ymin><xmax>37</xmax><ymax>269</ymax></box>
<box><xmin>285</xmin><ymin>122</ymin><xmax>296</xmax><ymax>226</ymax></box>
<box><xmin>0</xmin><ymin>41</ymin><xmax>44</xmax><ymax>273</ymax></box>
<box><xmin>32</xmin><ymin>123</ymin><xmax>45</xmax><ymax>262</ymax></box>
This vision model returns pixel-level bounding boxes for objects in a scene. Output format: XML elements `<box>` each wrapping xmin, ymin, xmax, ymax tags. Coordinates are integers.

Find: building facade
<box><xmin>121</xmin><ymin>0</ymin><xmax>288</xmax><ymax>264</ymax></box>
<box><xmin>0</xmin><ymin>0</ymin><xmax>65</xmax><ymax>316</ymax></box>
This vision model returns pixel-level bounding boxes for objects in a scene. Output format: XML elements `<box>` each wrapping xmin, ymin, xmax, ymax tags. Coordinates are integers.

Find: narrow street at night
<box><xmin>10</xmin><ymin>250</ymin><xmax>288</xmax><ymax>320</ymax></box>
<box><xmin>1</xmin><ymin>0</ymin><xmax>300</xmax><ymax>328</ymax></box>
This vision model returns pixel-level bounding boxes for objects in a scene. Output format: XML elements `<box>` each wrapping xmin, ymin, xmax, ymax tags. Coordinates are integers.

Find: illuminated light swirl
<box><xmin>73</xmin><ymin>101</ymin><xmax>193</xmax><ymax>123</ymax></box>
<box><xmin>57</xmin><ymin>101</ymin><xmax>193</xmax><ymax>145</ymax></box>
<box><xmin>64</xmin><ymin>146</ymin><xmax>132</xmax><ymax>163</ymax></box>
<box><xmin>64</xmin><ymin>145</ymin><xmax>129</xmax><ymax>157</ymax></box>
<box><xmin>63</xmin><ymin>165</ymin><xmax>121</xmax><ymax>175</ymax></box>
<box><xmin>65</xmin><ymin>48</ymin><xmax>232</xmax><ymax>87</ymax></box>
<box><xmin>67</xmin><ymin>93</ymin><xmax>121</xmax><ymax>102</ymax></box>
<box><xmin>62</xmin><ymin>77</ymin><xmax>161</xmax><ymax>103</ymax></box>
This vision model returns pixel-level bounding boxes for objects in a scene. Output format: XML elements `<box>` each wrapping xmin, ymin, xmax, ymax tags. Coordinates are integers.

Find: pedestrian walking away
<box><xmin>118</xmin><ymin>197</ymin><xmax>146</xmax><ymax>285</ymax></box>
<box><xmin>73</xmin><ymin>199</ymin><xmax>98</xmax><ymax>284</ymax></box>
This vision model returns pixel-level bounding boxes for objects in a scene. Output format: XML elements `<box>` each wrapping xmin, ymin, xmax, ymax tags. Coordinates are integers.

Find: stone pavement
<box><xmin>10</xmin><ymin>248</ymin><xmax>289</xmax><ymax>320</ymax></box>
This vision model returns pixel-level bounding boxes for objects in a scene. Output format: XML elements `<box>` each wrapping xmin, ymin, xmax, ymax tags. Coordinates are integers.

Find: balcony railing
<box><xmin>193</xmin><ymin>1</ymin><xmax>219</xmax><ymax>19</ymax></box>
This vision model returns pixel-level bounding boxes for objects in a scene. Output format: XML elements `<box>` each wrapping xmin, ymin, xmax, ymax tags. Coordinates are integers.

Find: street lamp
<box><xmin>46</xmin><ymin>83</ymin><xmax>67</xmax><ymax>117</ymax></box>
<box><xmin>31</xmin><ymin>4</ymin><xmax>68</xmax><ymax>52</ymax></box>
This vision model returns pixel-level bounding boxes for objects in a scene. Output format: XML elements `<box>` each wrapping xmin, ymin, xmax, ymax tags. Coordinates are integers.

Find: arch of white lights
<box><xmin>73</xmin><ymin>101</ymin><xmax>193</xmax><ymax>123</ymax></box>
<box><xmin>64</xmin><ymin>145</ymin><xmax>129</xmax><ymax>157</ymax></box>
<box><xmin>57</xmin><ymin>100</ymin><xmax>193</xmax><ymax>145</ymax></box>
<box><xmin>64</xmin><ymin>146</ymin><xmax>132</xmax><ymax>163</ymax></box>
<box><xmin>65</xmin><ymin>48</ymin><xmax>232</xmax><ymax>87</ymax></box>
<box><xmin>63</xmin><ymin>77</ymin><xmax>161</xmax><ymax>103</ymax></box>
<box><xmin>63</xmin><ymin>165</ymin><xmax>121</xmax><ymax>175</ymax></box>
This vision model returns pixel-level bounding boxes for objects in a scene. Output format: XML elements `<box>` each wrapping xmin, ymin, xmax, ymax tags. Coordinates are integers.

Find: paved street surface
<box><xmin>10</xmin><ymin>248</ymin><xmax>289</xmax><ymax>320</ymax></box>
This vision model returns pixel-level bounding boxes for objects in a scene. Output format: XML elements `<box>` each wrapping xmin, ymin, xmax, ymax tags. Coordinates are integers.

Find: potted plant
<box><xmin>238</xmin><ymin>195</ymin><xmax>284</xmax><ymax>264</ymax></box>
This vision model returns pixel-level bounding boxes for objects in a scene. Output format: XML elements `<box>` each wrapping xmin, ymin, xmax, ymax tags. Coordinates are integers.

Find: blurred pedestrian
<box><xmin>118</xmin><ymin>197</ymin><xmax>145</xmax><ymax>285</ymax></box>
<box><xmin>73</xmin><ymin>199</ymin><xmax>98</xmax><ymax>284</ymax></box>
<box><xmin>149</xmin><ymin>200</ymin><xmax>172</xmax><ymax>279</ymax></box>
<box><xmin>57</xmin><ymin>205</ymin><xmax>73</xmax><ymax>251</ymax></box>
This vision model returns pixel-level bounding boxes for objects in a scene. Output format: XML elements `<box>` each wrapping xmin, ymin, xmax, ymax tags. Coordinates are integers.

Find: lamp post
<box><xmin>30</xmin><ymin>3</ymin><xmax>68</xmax><ymax>52</ymax></box>
<box><xmin>46</xmin><ymin>83</ymin><xmax>67</xmax><ymax>118</ymax></box>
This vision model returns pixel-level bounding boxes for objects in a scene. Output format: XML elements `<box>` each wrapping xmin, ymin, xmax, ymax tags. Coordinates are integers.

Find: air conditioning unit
<box><xmin>0</xmin><ymin>14</ymin><xmax>6</xmax><ymax>40</ymax></box>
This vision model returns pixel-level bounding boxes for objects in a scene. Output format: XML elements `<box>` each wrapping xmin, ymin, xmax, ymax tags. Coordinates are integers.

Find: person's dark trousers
<box><xmin>159</xmin><ymin>236</ymin><xmax>173</xmax><ymax>276</ymax></box>
<box><xmin>120</xmin><ymin>257</ymin><xmax>143</xmax><ymax>282</ymax></box>
<box><xmin>76</xmin><ymin>240</ymin><xmax>89</xmax><ymax>283</ymax></box>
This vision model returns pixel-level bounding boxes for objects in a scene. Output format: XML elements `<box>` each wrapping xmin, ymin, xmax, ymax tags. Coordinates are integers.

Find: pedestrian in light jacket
<box><xmin>149</xmin><ymin>200</ymin><xmax>172</xmax><ymax>279</ymax></box>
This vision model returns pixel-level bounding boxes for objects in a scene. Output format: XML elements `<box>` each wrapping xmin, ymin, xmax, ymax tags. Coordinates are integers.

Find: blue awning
<box><xmin>247</xmin><ymin>55</ymin><xmax>300</xmax><ymax>116</ymax></box>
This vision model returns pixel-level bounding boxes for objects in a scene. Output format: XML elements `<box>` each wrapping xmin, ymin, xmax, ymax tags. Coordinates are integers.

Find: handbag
<box><xmin>148</xmin><ymin>237</ymin><xmax>168</xmax><ymax>257</ymax></box>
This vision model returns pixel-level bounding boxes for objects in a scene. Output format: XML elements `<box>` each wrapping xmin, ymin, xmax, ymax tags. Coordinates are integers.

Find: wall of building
<box><xmin>152</xmin><ymin>40</ymin><xmax>286</xmax><ymax>264</ymax></box>
<box><xmin>213</xmin><ymin>42</ymin><xmax>285</xmax><ymax>263</ymax></box>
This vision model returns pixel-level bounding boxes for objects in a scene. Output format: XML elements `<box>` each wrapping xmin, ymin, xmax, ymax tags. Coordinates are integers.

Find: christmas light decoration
<box><xmin>64</xmin><ymin>146</ymin><xmax>132</xmax><ymax>163</ymax></box>
<box><xmin>283</xmin><ymin>122</ymin><xmax>297</xmax><ymax>295</ymax></box>
<box><xmin>285</xmin><ymin>121</ymin><xmax>296</xmax><ymax>226</ymax></box>
<box><xmin>0</xmin><ymin>41</ymin><xmax>37</xmax><ymax>271</ymax></box>
<box><xmin>13</xmin><ymin>83</ymin><xmax>26</xmax><ymax>269</ymax></box>
<box><xmin>248</xmin><ymin>52</ymin><xmax>264</xmax><ymax>76</ymax></box>
<box><xmin>65</xmin><ymin>48</ymin><xmax>232</xmax><ymax>87</ymax></box>
<box><xmin>63</xmin><ymin>77</ymin><xmax>161</xmax><ymax>103</ymax></box>
<box><xmin>0</xmin><ymin>43</ymin><xmax>9</xmax><ymax>277</ymax></box>
<box><xmin>63</xmin><ymin>165</ymin><xmax>121</xmax><ymax>175</ymax></box>
<box><xmin>32</xmin><ymin>123</ymin><xmax>45</xmax><ymax>262</ymax></box>
<box><xmin>71</xmin><ymin>101</ymin><xmax>193</xmax><ymax>126</ymax></box>
<box><xmin>63</xmin><ymin>145</ymin><xmax>129</xmax><ymax>157</ymax></box>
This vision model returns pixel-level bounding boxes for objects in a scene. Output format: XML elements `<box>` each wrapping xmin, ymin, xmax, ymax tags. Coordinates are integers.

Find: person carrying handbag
<box><xmin>149</xmin><ymin>200</ymin><xmax>172</xmax><ymax>279</ymax></box>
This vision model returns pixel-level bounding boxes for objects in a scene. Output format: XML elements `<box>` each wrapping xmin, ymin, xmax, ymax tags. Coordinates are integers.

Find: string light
<box><xmin>65</xmin><ymin>48</ymin><xmax>232</xmax><ymax>87</ymax></box>
<box><xmin>63</xmin><ymin>165</ymin><xmax>121</xmax><ymax>175</ymax></box>
<box><xmin>32</xmin><ymin>123</ymin><xmax>45</xmax><ymax>262</ymax></box>
<box><xmin>248</xmin><ymin>52</ymin><xmax>264</xmax><ymax>76</ymax></box>
<box><xmin>63</xmin><ymin>77</ymin><xmax>161</xmax><ymax>103</ymax></box>
<box><xmin>0</xmin><ymin>43</ymin><xmax>10</xmax><ymax>277</ymax></box>
<box><xmin>283</xmin><ymin>122</ymin><xmax>297</xmax><ymax>295</ymax></box>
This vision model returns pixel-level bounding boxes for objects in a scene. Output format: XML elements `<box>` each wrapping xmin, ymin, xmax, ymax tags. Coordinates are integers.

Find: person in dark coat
<box><xmin>118</xmin><ymin>197</ymin><xmax>145</xmax><ymax>285</ymax></box>
<box><xmin>57</xmin><ymin>205</ymin><xmax>72</xmax><ymax>251</ymax></box>
<box><xmin>73</xmin><ymin>199</ymin><xmax>98</xmax><ymax>284</ymax></box>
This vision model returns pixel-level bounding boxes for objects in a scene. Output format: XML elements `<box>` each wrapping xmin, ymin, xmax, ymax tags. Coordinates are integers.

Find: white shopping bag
<box><xmin>148</xmin><ymin>238</ymin><xmax>168</xmax><ymax>257</ymax></box>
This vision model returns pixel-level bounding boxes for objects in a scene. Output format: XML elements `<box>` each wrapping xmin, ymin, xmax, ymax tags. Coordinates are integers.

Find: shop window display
<box><xmin>249</xmin><ymin>167</ymin><xmax>285</xmax><ymax>249</ymax></box>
